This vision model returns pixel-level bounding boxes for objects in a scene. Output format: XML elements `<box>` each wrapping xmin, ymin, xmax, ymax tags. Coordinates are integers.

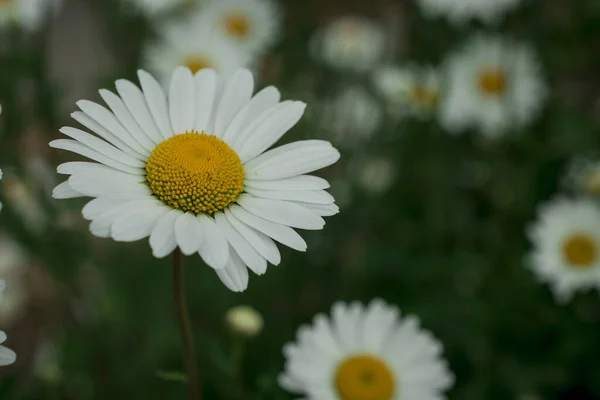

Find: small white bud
<box><xmin>225</xmin><ymin>305</ymin><xmax>263</xmax><ymax>338</ymax></box>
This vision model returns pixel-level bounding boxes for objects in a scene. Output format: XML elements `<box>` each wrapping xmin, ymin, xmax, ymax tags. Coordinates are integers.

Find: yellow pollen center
<box><xmin>145</xmin><ymin>132</ymin><xmax>244</xmax><ymax>215</ymax></box>
<box><xmin>562</xmin><ymin>233</ymin><xmax>598</xmax><ymax>268</ymax></box>
<box><xmin>335</xmin><ymin>355</ymin><xmax>395</xmax><ymax>400</ymax></box>
<box><xmin>410</xmin><ymin>86</ymin><xmax>439</xmax><ymax>108</ymax></box>
<box><xmin>183</xmin><ymin>56</ymin><xmax>215</xmax><ymax>74</ymax></box>
<box><xmin>223</xmin><ymin>14</ymin><xmax>251</xmax><ymax>38</ymax></box>
<box><xmin>478</xmin><ymin>67</ymin><xmax>507</xmax><ymax>96</ymax></box>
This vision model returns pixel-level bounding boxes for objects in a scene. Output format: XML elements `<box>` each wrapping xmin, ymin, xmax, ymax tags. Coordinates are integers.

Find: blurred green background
<box><xmin>1</xmin><ymin>0</ymin><xmax>600</xmax><ymax>399</ymax></box>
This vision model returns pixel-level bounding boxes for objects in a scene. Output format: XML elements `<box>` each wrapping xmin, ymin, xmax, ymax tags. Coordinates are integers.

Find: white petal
<box><xmin>49</xmin><ymin>139</ymin><xmax>142</xmax><ymax>175</ymax></box>
<box><xmin>149</xmin><ymin>209</ymin><xmax>181</xmax><ymax>258</ymax></box>
<box><xmin>197</xmin><ymin>214</ymin><xmax>229</xmax><ymax>269</ymax></box>
<box><xmin>115</xmin><ymin>79</ymin><xmax>164</xmax><ymax>145</ymax></box>
<box><xmin>174</xmin><ymin>212</ymin><xmax>204</xmax><ymax>255</ymax></box>
<box><xmin>138</xmin><ymin>69</ymin><xmax>174</xmax><ymax>139</ymax></box>
<box><xmin>57</xmin><ymin>161</ymin><xmax>145</xmax><ymax>176</ymax></box>
<box><xmin>231</xmin><ymin>102</ymin><xmax>288</xmax><ymax>154</ymax></box>
<box><xmin>88</xmin><ymin>198</ymin><xmax>141</xmax><ymax>238</ymax></box>
<box><xmin>82</xmin><ymin>197</ymin><xmax>130</xmax><ymax>220</ymax></box>
<box><xmin>236</xmin><ymin>194</ymin><xmax>325</xmax><ymax>230</ymax></box>
<box><xmin>215</xmin><ymin>212</ymin><xmax>267</xmax><ymax>275</ymax></box>
<box><xmin>76</xmin><ymin>100</ymin><xmax>149</xmax><ymax>158</ymax></box>
<box><xmin>67</xmin><ymin>167</ymin><xmax>147</xmax><ymax>198</ymax></box>
<box><xmin>0</xmin><ymin>344</ymin><xmax>16</xmax><ymax>366</ymax></box>
<box><xmin>111</xmin><ymin>201</ymin><xmax>169</xmax><ymax>242</ymax></box>
<box><xmin>214</xmin><ymin>68</ymin><xmax>254</xmax><ymax>138</ymax></box>
<box><xmin>99</xmin><ymin>89</ymin><xmax>156</xmax><ymax>152</ymax></box>
<box><xmin>193</xmin><ymin>69</ymin><xmax>218</xmax><ymax>133</ymax></box>
<box><xmin>221</xmin><ymin>86</ymin><xmax>281</xmax><ymax>145</ymax></box>
<box><xmin>169</xmin><ymin>67</ymin><xmax>196</xmax><ymax>134</ymax></box>
<box><xmin>244</xmin><ymin>188</ymin><xmax>335</xmax><ymax>204</ymax></box>
<box><xmin>59</xmin><ymin>127</ymin><xmax>145</xmax><ymax>168</ymax></box>
<box><xmin>244</xmin><ymin>141</ymin><xmax>340</xmax><ymax>181</ymax></box>
<box><xmin>237</xmin><ymin>101</ymin><xmax>306</xmax><ymax>163</ymax></box>
<box><xmin>225</xmin><ymin>208</ymin><xmax>281</xmax><ymax>266</ymax></box>
<box><xmin>244</xmin><ymin>175</ymin><xmax>330</xmax><ymax>191</ymax></box>
<box><xmin>215</xmin><ymin>247</ymin><xmax>249</xmax><ymax>292</ymax></box>
<box><xmin>292</xmin><ymin>202</ymin><xmax>339</xmax><ymax>217</ymax></box>
<box><xmin>71</xmin><ymin>111</ymin><xmax>145</xmax><ymax>159</ymax></box>
<box><xmin>229</xmin><ymin>204</ymin><xmax>307</xmax><ymax>251</ymax></box>
<box><xmin>52</xmin><ymin>181</ymin><xmax>84</xmax><ymax>199</ymax></box>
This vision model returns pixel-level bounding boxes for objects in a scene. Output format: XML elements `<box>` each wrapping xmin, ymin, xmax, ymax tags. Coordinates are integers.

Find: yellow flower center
<box><xmin>478</xmin><ymin>67</ymin><xmax>507</xmax><ymax>96</ymax></box>
<box><xmin>223</xmin><ymin>13</ymin><xmax>251</xmax><ymax>38</ymax></box>
<box><xmin>335</xmin><ymin>354</ymin><xmax>395</xmax><ymax>400</ymax></box>
<box><xmin>410</xmin><ymin>86</ymin><xmax>439</xmax><ymax>108</ymax></box>
<box><xmin>183</xmin><ymin>56</ymin><xmax>215</xmax><ymax>74</ymax></box>
<box><xmin>562</xmin><ymin>233</ymin><xmax>598</xmax><ymax>268</ymax></box>
<box><xmin>145</xmin><ymin>132</ymin><xmax>244</xmax><ymax>215</ymax></box>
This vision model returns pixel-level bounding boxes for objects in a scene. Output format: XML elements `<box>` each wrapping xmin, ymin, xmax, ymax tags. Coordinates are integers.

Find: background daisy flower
<box><xmin>0</xmin><ymin>280</ymin><xmax>16</xmax><ymax>367</ymax></box>
<box><xmin>416</xmin><ymin>0</ymin><xmax>522</xmax><ymax>25</ymax></box>
<box><xmin>310</xmin><ymin>16</ymin><xmax>386</xmax><ymax>73</ymax></box>
<box><xmin>199</xmin><ymin>0</ymin><xmax>281</xmax><ymax>55</ymax></box>
<box><xmin>123</xmin><ymin>0</ymin><xmax>191</xmax><ymax>16</ymax></box>
<box><xmin>279</xmin><ymin>299</ymin><xmax>454</xmax><ymax>400</ymax></box>
<box><xmin>374</xmin><ymin>65</ymin><xmax>441</xmax><ymax>120</ymax></box>
<box><xmin>50</xmin><ymin>67</ymin><xmax>340</xmax><ymax>292</ymax></box>
<box><xmin>440</xmin><ymin>35</ymin><xmax>546</xmax><ymax>137</ymax></box>
<box><xmin>0</xmin><ymin>0</ymin><xmax>60</xmax><ymax>31</ymax></box>
<box><xmin>144</xmin><ymin>20</ymin><xmax>252</xmax><ymax>84</ymax></box>
<box><xmin>562</xmin><ymin>156</ymin><xmax>600</xmax><ymax>196</ymax></box>
<box><xmin>526</xmin><ymin>197</ymin><xmax>600</xmax><ymax>303</ymax></box>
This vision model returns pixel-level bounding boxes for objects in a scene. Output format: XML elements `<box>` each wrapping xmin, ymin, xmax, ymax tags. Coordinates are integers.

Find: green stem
<box><xmin>172</xmin><ymin>249</ymin><xmax>201</xmax><ymax>400</ymax></box>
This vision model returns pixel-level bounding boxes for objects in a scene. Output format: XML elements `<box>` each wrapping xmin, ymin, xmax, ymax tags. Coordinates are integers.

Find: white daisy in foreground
<box><xmin>416</xmin><ymin>0</ymin><xmax>521</xmax><ymax>25</ymax></box>
<box><xmin>145</xmin><ymin>19</ymin><xmax>252</xmax><ymax>85</ymax></box>
<box><xmin>562</xmin><ymin>157</ymin><xmax>600</xmax><ymax>196</ymax></box>
<box><xmin>526</xmin><ymin>197</ymin><xmax>600</xmax><ymax>302</ymax></box>
<box><xmin>124</xmin><ymin>0</ymin><xmax>190</xmax><ymax>16</ymax></box>
<box><xmin>279</xmin><ymin>299</ymin><xmax>454</xmax><ymax>399</ymax></box>
<box><xmin>50</xmin><ymin>67</ymin><xmax>340</xmax><ymax>292</ymax></box>
<box><xmin>0</xmin><ymin>280</ymin><xmax>16</xmax><ymax>366</ymax></box>
<box><xmin>200</xmin><ymin>0</ymin><xmax>281</xmax><ymax>55</ymax></box>
<box><xmin>321</xmin><ymin>86</ymin><xmax>383</xmax><ymax>147</ymax></box>
<box><xmin>441</xmin><ymin>35</ymin><xmax>546</xmax><ymax>137</ymax></box>
<box><xmin>310</xmin><ymin>16</ymin><xmax>386</xmax><ymax>73</ymax></box>
<box><xmin>374</xmin><ymin>66</ymin><xmax>441</xmax><ymax>119</ymax></box>
<box><xmin>0</xmin><ymin>0</ymin><xmax>60</xmax><ymax>31</ymax></box>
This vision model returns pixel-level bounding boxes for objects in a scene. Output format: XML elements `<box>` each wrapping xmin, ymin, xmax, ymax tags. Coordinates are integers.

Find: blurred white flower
<box><xmin>225</xmin><ymin>305</ymin><xmax>263</xmax><ymax>337</ymax></box>
<box><xmin>374</xmin><ymin>65</ymin><xmax>441</xmax><ymax>119</ymax></box>
<box><xmin>356</xmin><ymin>156</ymin><xmax>396</xmax><ymax>195</ymax></box>
<box><xmin>279</xmin><ymin>299</ymin><xmax>454</xmax><ymax>399</ymax></box>
<box><xmin>526</xmin><ymin>197</ymin><xmax>600</xmax><ymax>303</ymax></box>
<box><xmin>124</xmin><ymin>0</ymin><xmax>191</xmax><ymax>16</ymax></box>
<box><xmin>0</xmin><ymin>235</ymin><xmax>28</xmax><ymax>325</ymax></box>
<box><xmin>416</xmin><ymin>0</ymin><xmax>521</xmax><ymax>25</ymax></box>
<box><xmin>1</xmin><ymin>175</ymin><xmax>48</xmax><ymax>234</ymax></box>
<box><xmin>440</xmin><ymin>35</ymin><xmax>546</xmax><ymax>138</ymax></box>
<box><xmin>0</xmin><ymin>0</ymin><xmax>61</xmax><ymax>32</ymax></box>
<box><xmin>562</xmin><ymin>156</ymin><xmax>600</xmax><ymax>196</ymax></box>
<box><xmin>144</xmin><ymin>19</ymin><xmax>252</xmax><ymax>84</ymax></box>
<box><xmin>0</xmin><ymin>280</ymin><xmax>16</xmax><ymax>367</ymax></box>
<box><xmin>200</xmin><ymin>0</ymin><xmax>281</xmax><ymax>55</ymax></box>
<box><xmin>322</xmin><ymin>86</ymin><xmax>383</xmax><ymax>146</ymax></box>
<box><xmin>310</xmin><ymin>16</ymin><xmax>385</xmax><ymax>73</ymax></box>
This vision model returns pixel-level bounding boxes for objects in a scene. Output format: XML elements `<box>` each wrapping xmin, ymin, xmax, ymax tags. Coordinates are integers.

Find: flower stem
<box><xmin>172</xmin><ymin>248</ymin><xmax>201</xmax><ymax>400</ymax></box>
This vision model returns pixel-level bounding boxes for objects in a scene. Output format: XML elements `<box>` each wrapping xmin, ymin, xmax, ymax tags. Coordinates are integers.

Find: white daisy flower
<box><xmin>374</xmin><ymin>65</ymin><xmax>441</xmax><ymax>119</ymax></box>
<box><xmin>0</xmin><ymin>280</ymin><xmax>16</xmax><ymax>367</ymax></box>
<box><xmin>50</xmin><ymin>67</ymin><xmax>340</xmax><ymax>292</ymax></box>
<box><xmin>279</xmin><ymin>299</ymin><xmax>454</xmax><ymax>399</ymax></box>
<box><xmin>200</xmin><ymin>0</ymin><xmax>281</xmax><ymax>55</ymax></box>
<box><xmin>526</xmin><ymin>197</ymin><xmax>600</xmax><ymax>302</ymax></box>
<box><xmin>440</xmin><ymin>35</ymin><xmax>546</xmax><ymax>137</ymax></box>
<box><xmin>0</xmin><ymin>0</ymin><xmax>60</xmax><ymax>32</ymax></box>
<box><xmin>562</xmin><ymin>156</ymin><xmax>600</xmax><ymax>196</ymax></box>
<box><xmin>124</xmin><ymin>0</ymin><xmax>190</xmax><ymax>16</ymax></box>
<box><xmin>321</xmin><ymin>86</ymin><xmax>383</xmax><ymax>146</ymax></box>
<box><xmin>416</xmin><ymin>0</ymin><xmax>522</xmax><ymax>25</ymax></box>
<box><xmin>144</xmin><ymin>19</ymin><xmax>252</xmax><ymax>85</ymax></box>
<box><xmin>310</xmin><ymin>16</ymin><xmax>386</xmax><ymax>73</ymax></box>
